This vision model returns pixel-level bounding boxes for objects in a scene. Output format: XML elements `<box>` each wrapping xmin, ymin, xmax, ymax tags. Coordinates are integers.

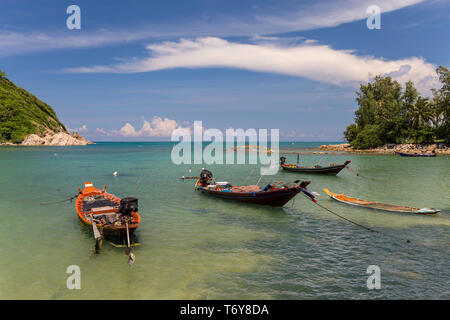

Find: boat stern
<box><xmin>416</xmin><ymin>208</ymin><xmax>440</xmax><ymax>214</ymax></box>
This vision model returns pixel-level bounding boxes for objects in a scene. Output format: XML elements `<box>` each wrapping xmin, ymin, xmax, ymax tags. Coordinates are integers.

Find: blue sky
<box><xmin>1</xmin><ymin>0</ymin><xmax>449</xmax><ymax>141</ymax></box>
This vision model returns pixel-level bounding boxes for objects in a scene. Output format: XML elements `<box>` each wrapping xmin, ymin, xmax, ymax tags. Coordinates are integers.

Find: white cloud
<box><xmin>141</xmin><ymin>117</ymin><xmax>180</xmax><ymax>137</ymax></box>
<box><xmin>255</xmin><ymin>0</ymin><xmax>424</xmax><ymax>32</ymax></box>
<box><xmin>118</xmin><ymin>123</ymin><xmax>138</xmax><ymax>137</ymax></box>
<box><xmin>108</xmin><ymin>121</ymin><xmax>332</xmax><ymax>140</ymax></box>
<box><xmin>66</xmin><ymin>37</ymin><xmax>439</xmax><ymax>93</ymax></box>
<box><xmin>285</xmin><ymin>130</ymin><xmax>298</xmax><ymax>138</ymax></box>
<box><xmin>110</xmin><ymin>117</ymin><xmax>190</xmax><ymax>137</ymax></box>
<box><xmin>95</xmin><ymin>128</ymin><xmax>106</xmax><ymax>134</ymax></box>
<box><xmin>283</xmin><ymin>130</ymin><xmax>315</xmax><ymax>138</ymax></box>
<box><xmin>68</xmin><ymin>124</ymin><xmax>88</xmax><ymax>133</ymax></box>
<box><xmin>0</xmin><ymin>29</ymin><xmax>159</xmax><ymax>57</ymax></box>
<box><xmin>0</xmin><ymin>0</ymin><xmax>425</xmax><ymax>56</ymax></box>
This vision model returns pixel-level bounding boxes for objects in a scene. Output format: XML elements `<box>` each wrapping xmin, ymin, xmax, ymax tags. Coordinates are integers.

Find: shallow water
<box><xmin>0</xmin><ymin>142</ymin><xmax>449</xmax><ymax>299</ymax></box>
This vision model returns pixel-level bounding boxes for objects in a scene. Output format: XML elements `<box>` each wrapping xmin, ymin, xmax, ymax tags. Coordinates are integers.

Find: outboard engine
<box><xmin>280</xmin><ymin>156</ymin><xmax>286</xmax><ymax>165</ymax></box>
<box><xmin>199</xmin><ymin>169</ymin><xmax>213</xmax><ymax>186</ymax></box>
<box><xmin>118</xmin><ymin>197</ymin><xmax>138</xmax><ymax>216</ymax></box>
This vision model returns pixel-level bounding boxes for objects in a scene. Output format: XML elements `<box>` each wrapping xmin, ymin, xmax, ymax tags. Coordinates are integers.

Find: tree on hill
<box><xmin>344</xmin><ymin>66</ymin><xmax>450</xmax><ymax>148</ymax></box>
<box><xmin>0</xmin><ymin>70</ymin><xmax>67</xmax><ymax>143</ymax></box>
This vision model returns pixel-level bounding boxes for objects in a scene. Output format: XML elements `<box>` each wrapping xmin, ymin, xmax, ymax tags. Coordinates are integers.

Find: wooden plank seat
<box><xmin>91</xmin><ymin>211</ymin><xmax>118</xmax><ymax>217</ymax></box>
<box><xmin>90</xmin><ymin>206</ymin><xmax>118</xmax><ymax>214</ymax></box>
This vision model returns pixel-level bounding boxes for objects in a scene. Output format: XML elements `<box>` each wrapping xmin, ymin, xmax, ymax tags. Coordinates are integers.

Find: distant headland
<box><xmin>0</xmin><ymin>69</ymin><xmax>91</xmax><ymax>146</ymax></box>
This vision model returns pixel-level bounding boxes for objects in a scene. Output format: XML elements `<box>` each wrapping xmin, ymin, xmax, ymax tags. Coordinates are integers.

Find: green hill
<box><xmin>0</xmin><ymin>69</ymin><xmax>67</xmax><ymax>143</ymax></box>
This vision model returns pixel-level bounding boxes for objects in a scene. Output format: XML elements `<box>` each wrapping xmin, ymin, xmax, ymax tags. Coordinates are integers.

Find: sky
<box><xmin>1</xmin><ymin>0</ymin><xmax>449</xmax><ymax>141</ymax></box>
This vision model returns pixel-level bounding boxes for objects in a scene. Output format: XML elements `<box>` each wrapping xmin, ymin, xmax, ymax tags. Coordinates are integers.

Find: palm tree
<box><xmin>430</xmin><ymin>102</ymin><xmax>445</xmax><ymax>129</ymax></box>
<box><xmin>410</xmin><ymin>97</ymin><xmax>432</xmax><ymax>129</ymax></box>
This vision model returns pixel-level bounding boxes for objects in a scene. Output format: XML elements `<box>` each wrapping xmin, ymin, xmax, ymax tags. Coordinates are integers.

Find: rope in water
<box><xmin>39</xmin><ymin>192</ymin><xmax>81</xmax><ymax>205</ymax></box>
<box><xmin>133</xmin><ymin>178</ymin><xmax>141</xmax><ymax>196</ymax></box>
<box><xmin>256</xmin><ymin>175</ymin><xmax>263</xmax><ymax>186</ymax></box>
<box><xmin>299</xmin><ymin>192</ymin><xmax>411</xmax><ymax>243</ymax></box>
<box><xmin>345</xmin><ymin>166</ymin><xmax>387</xmax><ymax>182</ymax></box>
<box><xmin>243</xmin><ymin>166</ymin><xmax>257</xmax><ymax>185</ymax></box>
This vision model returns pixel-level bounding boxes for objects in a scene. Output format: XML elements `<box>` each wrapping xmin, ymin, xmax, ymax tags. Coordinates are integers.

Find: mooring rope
<box><xmin>243</xmin><ymin>166</ymin><xmax>257</xmax><ymax>185</ymax></box>
<box><xmin>39</xmin><ymin>192</ymin><xmax>81</xmax><ymax>206</ymax></box>
<box><xmin>290</xmin><ymin>193</ymin><xmax>296</xmax><ymax>209</ymax></box>
<box><xmin>345</xmin><ymin>166</ymin><xmax>387</xmax><ymax>182</ymax></box>
<box><xmin>256</xmin><ymin>175</ymin><xmax>263</xmax><ymax>186</ymax></box>
<box><xmin>133</xmin><ymin>178</ymin><xmax>141</xmax><ymax>196</ymax></box>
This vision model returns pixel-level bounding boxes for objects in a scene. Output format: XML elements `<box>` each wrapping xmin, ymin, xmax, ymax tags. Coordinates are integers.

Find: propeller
<box><xmin>89</xmin><ymin>216</ymin><xmax>102</xmax><ymax>254</ymax></box>
<box><xmin>125</xmin><ymin>221</ymin><xmax>135</xmax><ymax>266</ymax></box>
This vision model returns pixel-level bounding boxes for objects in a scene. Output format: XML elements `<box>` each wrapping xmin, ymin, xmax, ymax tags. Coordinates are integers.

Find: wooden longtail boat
<box><xmin>75</xmin><ymin>182</ymin><xmax>141</xmax><ymax>238</ymax></box>
<box><xmin>323</xmin><ymin>188</ymin><xmax>440</xmax><ymax>214</ymax></box>
<box><xmin>280</xmin><ymin>157</ymin><xmax>351</xmax><ymax>175</ymax></box>
<box><xmin>194</xmin><ymin>169</ymin><xmax>315</xmax><ymax>207</ymax></box>
<box><xmin>395</xmin><ymin>152</ymin><xmax>436</xmax><ymax>157</ymax></box>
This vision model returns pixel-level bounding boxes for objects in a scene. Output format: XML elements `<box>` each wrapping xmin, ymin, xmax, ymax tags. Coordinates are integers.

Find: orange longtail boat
<box><xmin>323</xmin><ymin>188</ymin><xmax>440</xmax><ymax>214</ymax></box>
<box><xmin>75</xmin><ymin>182</ymin><xmax>141</xmax><ymax>238</ymax></box>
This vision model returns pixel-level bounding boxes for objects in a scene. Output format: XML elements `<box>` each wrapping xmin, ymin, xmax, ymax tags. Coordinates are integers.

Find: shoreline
<box><xmin>2</xmin><ymin>140</ymin><xmax>449</xmax><ymax>155</ymax></box>
<box><xmin>0</xmin><ymin>131</ymin><xmax>93</xmax><ymax>146</ymax></box>
<box><xmin>319</xmin><ymin>143</ymin><xmax>450</xmax><ymax>155</ymax></box>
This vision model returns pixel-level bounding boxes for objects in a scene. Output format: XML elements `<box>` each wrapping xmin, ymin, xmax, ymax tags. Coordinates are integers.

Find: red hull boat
<box><xmin>194</xmin><ymin>169</ymin><xmax>315</xmax><ymax>207</ymax></box>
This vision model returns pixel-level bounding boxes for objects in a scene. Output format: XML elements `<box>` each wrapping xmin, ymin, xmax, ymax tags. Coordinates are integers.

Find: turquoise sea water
<box><xmin>0</xmin><ymin>142</ymin><xmax>449</xmax><ymax>299</ymax></box>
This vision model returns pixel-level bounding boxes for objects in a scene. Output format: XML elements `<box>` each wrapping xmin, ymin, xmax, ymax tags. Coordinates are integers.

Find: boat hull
<box><xmin>196</xmin><ymin>185</ymin><xmax>302</xmax><ymax>207</ymax></box>
<box><xmin>395</xmin><ymin>152</ymin><xmax>436</xmax><ymax>157</ymax></box>
<box><xmin>281</xmin><ymin>161</ymin><xmax>351</xmax><ymax>175</ymax></box>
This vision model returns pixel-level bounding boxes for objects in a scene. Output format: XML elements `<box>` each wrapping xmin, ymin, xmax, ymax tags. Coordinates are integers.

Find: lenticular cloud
<box><xmin>66</xmin><ymin>37</ymin><xmax>439</xmax><ymax>94</ymax></box>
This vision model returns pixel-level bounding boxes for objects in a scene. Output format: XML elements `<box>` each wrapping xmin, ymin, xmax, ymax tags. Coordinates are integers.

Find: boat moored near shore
<box><xmin>323</xmin><ymin>188</ymin><xmax>440</xmax><ymax>214</ymax></box>
<box><xmin>280</xmin><ymin>156</ymin><xmax>351</xmax><ymax>175</ymax></box>
<box><xmin>395</xmin><ymin>151</ymin><xmax>437</xmax><ymax>157</ymax></box>
<box><xmin>75</xmin><ymin>182</ymin><xmax>141</xmax><ymax>238</ymax></box>
<box><xmin>194</xmin><ymin>169</ymin><xmax>315</xmax><ymax>207</ymax></box>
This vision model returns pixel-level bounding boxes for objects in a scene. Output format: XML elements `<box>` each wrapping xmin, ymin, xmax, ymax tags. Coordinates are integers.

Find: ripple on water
<box><xmin>0</xmin><ymin>144</ymin><xmax>449</xmax><ymax>299</ymax></box>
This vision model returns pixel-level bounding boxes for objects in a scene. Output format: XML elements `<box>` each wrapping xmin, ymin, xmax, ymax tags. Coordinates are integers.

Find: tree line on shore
<box><xmin>344</xmin><ymin>66</ymin><xmax>449</xmax><ymax>149</ymax></box>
